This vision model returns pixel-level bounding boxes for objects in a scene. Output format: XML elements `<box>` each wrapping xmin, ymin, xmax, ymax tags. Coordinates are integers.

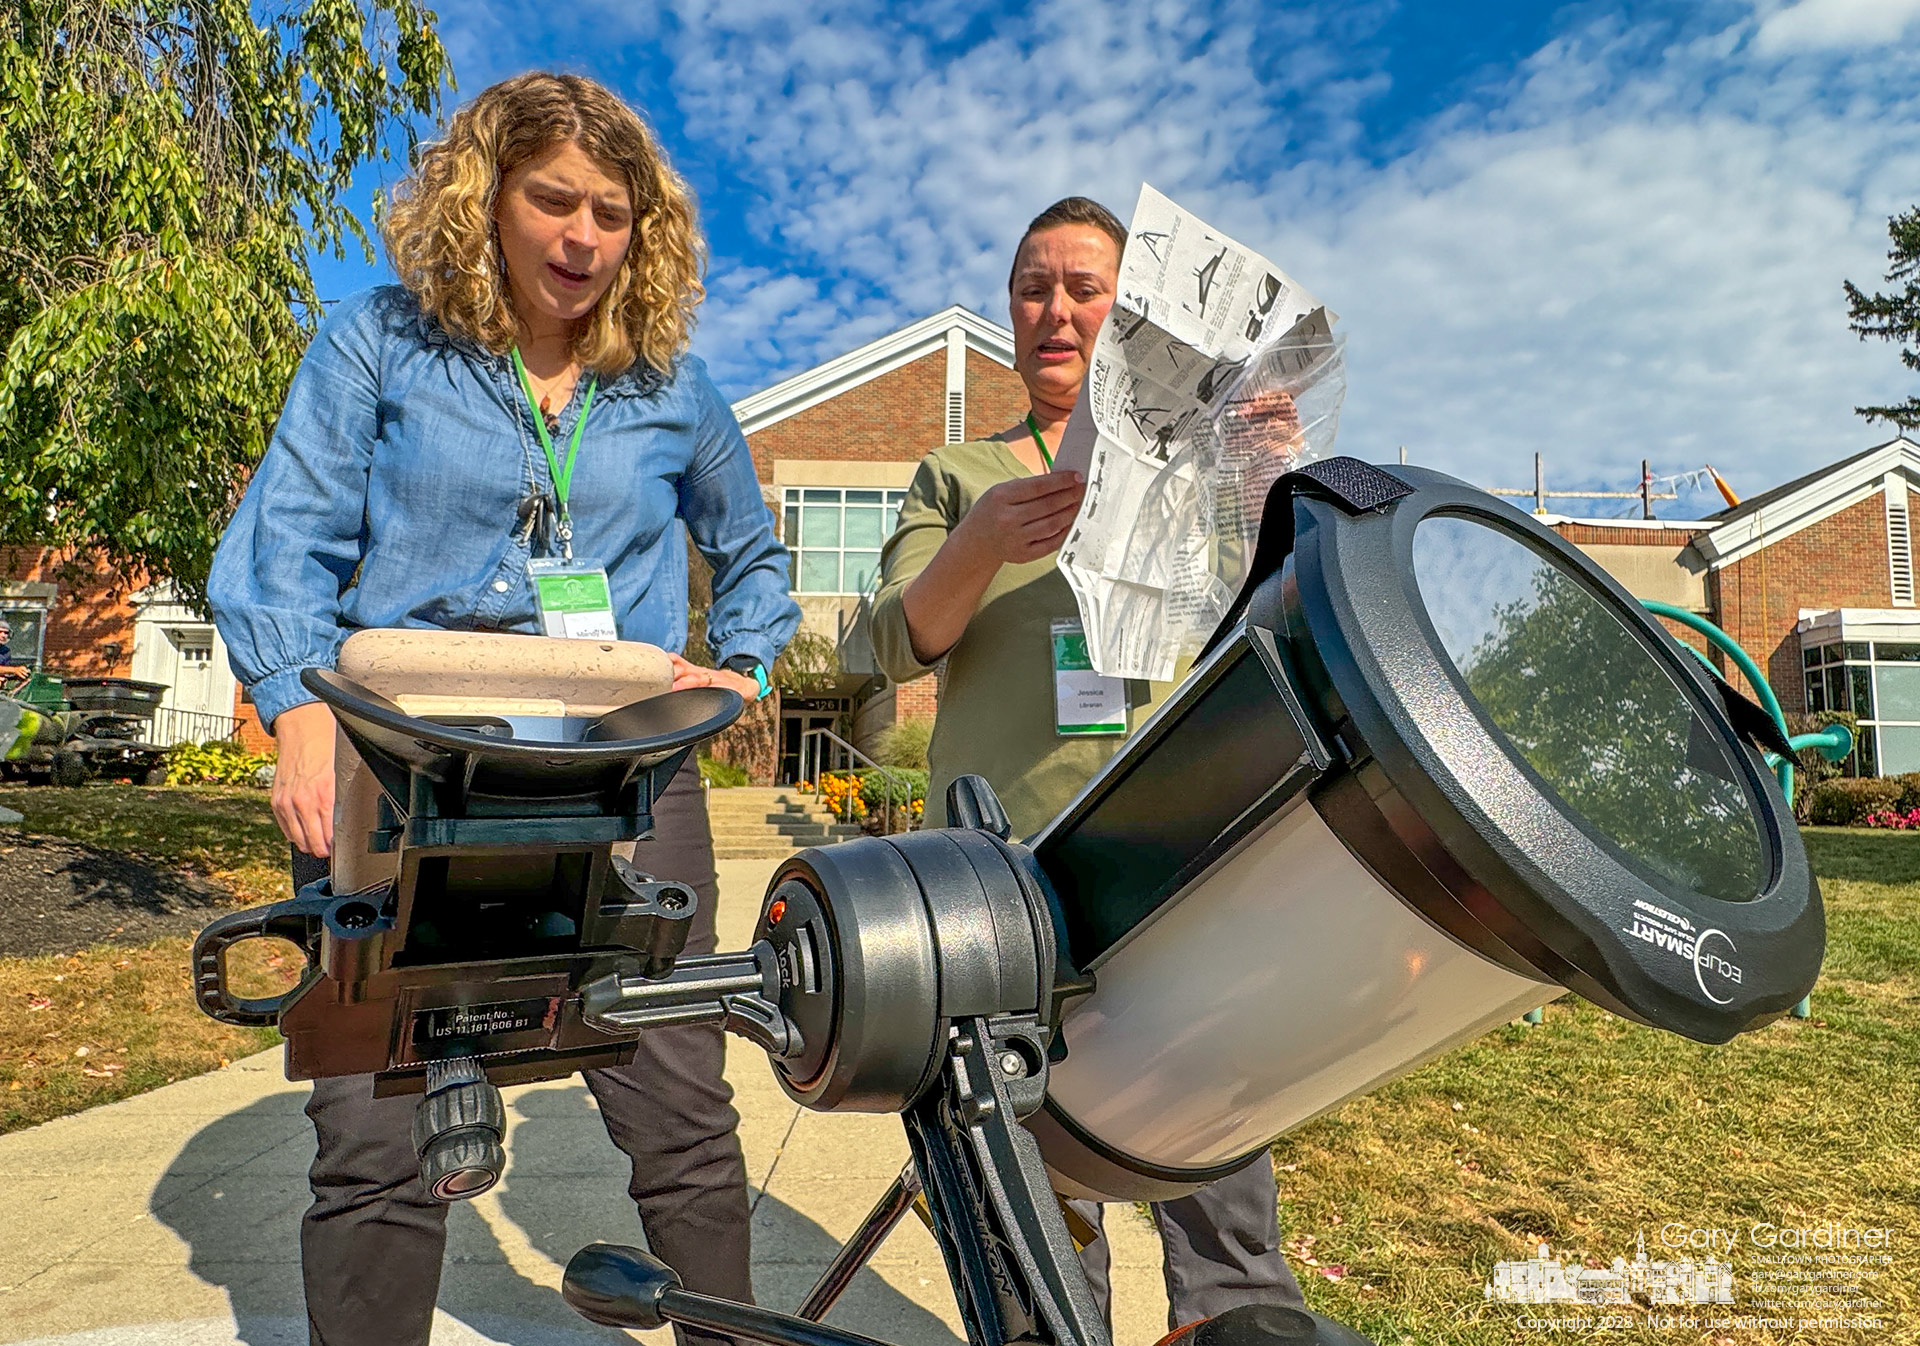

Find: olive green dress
<box><xmin>870</xmin><ymin>439</ymin><xmax>1167</xmax><ymax>837</ymax></box>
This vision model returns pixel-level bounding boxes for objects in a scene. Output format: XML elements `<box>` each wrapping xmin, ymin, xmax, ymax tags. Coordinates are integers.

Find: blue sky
<box><xmin>317</xmin><ymin>0</ymin><xmax>1920</xmax><ymax>517</ymax></box>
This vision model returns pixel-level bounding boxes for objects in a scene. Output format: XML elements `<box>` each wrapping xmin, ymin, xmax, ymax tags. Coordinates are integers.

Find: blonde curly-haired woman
<box><xmin>208</xmin><ymin>72</ymin><xmax>797</xmax><ymax>1346</ymax></box>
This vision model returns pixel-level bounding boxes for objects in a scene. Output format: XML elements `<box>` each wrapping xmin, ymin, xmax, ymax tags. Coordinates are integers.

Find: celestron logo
<box><xmin>1623</xmin><ymin>901</ymin><xmax>1742</xmax><ymax>1004</ymax></box>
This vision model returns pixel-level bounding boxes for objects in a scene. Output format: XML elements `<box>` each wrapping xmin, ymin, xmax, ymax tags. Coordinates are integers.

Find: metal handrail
<box><xmin>798</xmin><ymin>726</ymin><xmax>917</xmax><ymax>834</ymax></box>
<box><xmin>149</xmin><ymin>706</ymin><xmax>245</xmax><ymax>748</ymax></box>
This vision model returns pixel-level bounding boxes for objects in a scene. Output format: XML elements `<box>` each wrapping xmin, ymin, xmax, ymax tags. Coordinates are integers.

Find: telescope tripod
<box><xmin>566</xmin><ymin>961</ymin><xmax>1370</xmax><ymax>1346</ymax></box>
<box><xmin>566</xmin><ymin>1007</ymin><xmax>1109</xmax><ymax>1346</ymax></box>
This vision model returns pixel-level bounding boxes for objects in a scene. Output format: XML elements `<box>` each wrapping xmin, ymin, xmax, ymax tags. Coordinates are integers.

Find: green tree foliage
<box><xmin>0</xmin><ymin>0</ymin><xmax>449</xmax><ymax>599</ymax></box>
<box><xmin>773</xmin><ymin>627</ymin><xmax>839</xmax><ymax>697</ymax></box>
<box><xmin>1845</xmin><ymin>206</ymin><xmax>1920</xmax><ymax>431</ymax></box>
<box><xmin>1449</xmin><ymin>557</ymin><xmax>1766</xmax><ymax>904</ymax></box>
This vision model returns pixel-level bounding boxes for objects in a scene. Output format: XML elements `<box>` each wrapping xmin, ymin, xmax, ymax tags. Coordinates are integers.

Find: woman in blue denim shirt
<box><xmin>208</xmin><ymin>72</ymin><xmax>798</xmax><ymax>1346</ymax></box>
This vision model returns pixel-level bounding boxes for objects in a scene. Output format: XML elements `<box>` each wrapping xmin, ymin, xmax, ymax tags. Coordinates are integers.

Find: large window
<box><xmin>1803</xmin><ymin>639</ymin><xmax>1920</xmax><ymax>776</ymax></box>
<box><xmin>0</xmin><ymin>604</ymin><xmax>47</xmax><ymax>670</ymax></box>
<box><xmin>783</xmin><ymin>488</ymin><xmax>908</xmax><ymax>595</ymax></box>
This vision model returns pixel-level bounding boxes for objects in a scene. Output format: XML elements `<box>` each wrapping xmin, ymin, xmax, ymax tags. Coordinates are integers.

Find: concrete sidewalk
<box><xmin>0</xmin><ymin>856</ymin><xmax>1170</xmax><ymax>1346</ymax></box>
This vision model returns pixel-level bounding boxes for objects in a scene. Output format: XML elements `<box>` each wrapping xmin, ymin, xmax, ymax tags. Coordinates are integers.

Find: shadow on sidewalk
<box><xmin>149</xmin><ymin>1089</ymin><xmax>960</xmax><ymax>1346</ymax></box>
<box><xmin>499</xmin><ymin>1085</ymin><xmax>963</xmax><ymax>1346</ymax></box>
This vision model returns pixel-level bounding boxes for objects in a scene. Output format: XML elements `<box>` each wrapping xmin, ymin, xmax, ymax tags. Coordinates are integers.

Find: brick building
<box><xmin>732</xmin><ymin>306</ymin><xmax>1025</xmax><ymax>781</ymax></box>
<box><xmin>1</xmin><ymin>548</ymin><xmax>248</xmax><ymax>748</ymax></box>
<box><xmin>1546</xmin><ymin>435</ymin><xmax>1920</xmax><ymax>777</ymax></box>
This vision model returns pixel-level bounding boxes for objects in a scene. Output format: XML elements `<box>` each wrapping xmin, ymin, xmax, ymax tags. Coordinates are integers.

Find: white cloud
<box><xmin>431</xmin><ymin>0</ymin><xmax>1920</xmax><ymax>505</ymax></box>
<box><xmin>1753</xmin><ymin>0</ymin><xmax>1920</xmax><ymax>54</ymax></box>
<box><xmin>1253</xmin><ymin>19</ymin><xmax>1920</xmax><ymax>502</ymax></box>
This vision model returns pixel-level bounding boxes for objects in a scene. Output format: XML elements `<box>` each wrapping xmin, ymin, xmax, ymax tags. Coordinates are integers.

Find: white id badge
<box><xmin>528</xmin><ymin>558</ymin><xmax>619</xmax><ymax>640</ymax></box>
<box><xmin>1051</xmin><ymin>619</ymin><xmax>1127</xmax><ymax>736</ymax></box>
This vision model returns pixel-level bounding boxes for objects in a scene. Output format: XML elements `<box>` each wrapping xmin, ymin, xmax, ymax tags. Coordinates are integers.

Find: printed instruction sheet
<box><xmin>1054</xmin><ymin>185</ymin><xmax>1348</xmax><ymax>680</ymax></box>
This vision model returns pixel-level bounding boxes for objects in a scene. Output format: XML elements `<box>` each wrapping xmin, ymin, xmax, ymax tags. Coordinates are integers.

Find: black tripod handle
<box><xmin>563</xmin><ymin>1244</ymin><xmax>891</xmax><ymax>1346</ymax></box>
<box><xmin>190</xmin><ymin>891</ymin><xmax>334</xmax><ymax>1027</ymax></box>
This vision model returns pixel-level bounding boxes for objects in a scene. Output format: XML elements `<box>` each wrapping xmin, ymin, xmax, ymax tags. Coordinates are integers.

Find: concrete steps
<box><xmin>704</xmin><ymin>786</ymin><xmax>865</xmax><ymax>858</ymax></box>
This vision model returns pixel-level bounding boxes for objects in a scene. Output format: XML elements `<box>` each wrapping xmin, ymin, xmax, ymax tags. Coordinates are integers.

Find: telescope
<box><xmin>195</xmin><ymin>460</ymin><xmax>1821</xmax><ymax>1346</ymax></box>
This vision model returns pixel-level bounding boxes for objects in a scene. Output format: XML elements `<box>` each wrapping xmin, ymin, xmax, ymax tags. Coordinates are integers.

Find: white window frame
<box><xmin>0</xmin><ymin>598</ymin><xmax>52</xmax><ymax>670</ymax></box>
<box><xmin>1803</xmin><ymin>636</ymin><xmax>1920</xmax><ymax>776</ymax></box>
<box><xmin>783</xmin><ymin>487</ymin><xmax>908</xmax><ymax>596</ymax></box>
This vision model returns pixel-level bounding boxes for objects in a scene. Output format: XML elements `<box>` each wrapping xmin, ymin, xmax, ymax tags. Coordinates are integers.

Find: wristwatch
<box><xmin>722</xmin><ymin>655</ymin><xmax>773</xmax><ymax>701</ymax></box>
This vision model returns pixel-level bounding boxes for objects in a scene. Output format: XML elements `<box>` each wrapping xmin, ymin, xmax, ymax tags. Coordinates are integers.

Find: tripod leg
<box><xmin>796</xmin><ymin>1164</ymin><xmax>923</xmax><ymax>1322</ymax></box>
<box><xmin>903</xmin><ymin>1016</ymin><xmax>1109</xmax><ymax>1346</ymax></box>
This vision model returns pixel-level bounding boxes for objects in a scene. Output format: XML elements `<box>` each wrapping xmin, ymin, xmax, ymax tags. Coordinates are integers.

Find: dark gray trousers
<box><xmin>292</xmin><ymin>757</ymin><xmax>750</xmax><ymax>1346</ymax></box>
<box><xmin>1070</xmin><ymin>1152</ymin><xmax>1303</xmax><ymax>1333</ymax></box>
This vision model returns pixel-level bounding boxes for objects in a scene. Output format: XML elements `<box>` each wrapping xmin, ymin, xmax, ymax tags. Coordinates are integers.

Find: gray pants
<box><xmin>1070</xmin><ymin>1153</ymin><xmax>1303</xmax><ymax>1332</ymax></box>
<box><xmin>292</xmin><ymin>758</ymin><xmax>750</xmax><ymax>1346</ymax></box>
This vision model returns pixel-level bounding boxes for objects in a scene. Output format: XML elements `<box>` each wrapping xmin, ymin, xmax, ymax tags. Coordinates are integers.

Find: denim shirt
<box><xmin>208</xmin><ymin>286</ymin><xmax>800</xmax><ymax>730</ymax></box>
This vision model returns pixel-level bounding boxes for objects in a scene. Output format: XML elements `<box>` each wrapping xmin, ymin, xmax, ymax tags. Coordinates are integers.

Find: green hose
<box><xmin>1640</xmin><ymin>600</ymin><xmax>1799</xmax><ymax>798</ymax></box>
<box><xmin>1638</xmin><ymin>601</ymin><xmax>1849</xmax><ymax>1023</ymax></box>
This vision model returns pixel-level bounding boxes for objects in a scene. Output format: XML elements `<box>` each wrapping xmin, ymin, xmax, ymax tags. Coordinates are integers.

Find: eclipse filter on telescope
<box><xmin>1006</xmin><ymin>459</ymin><xmax>1821</xmax><ymax>1199</ymax></box>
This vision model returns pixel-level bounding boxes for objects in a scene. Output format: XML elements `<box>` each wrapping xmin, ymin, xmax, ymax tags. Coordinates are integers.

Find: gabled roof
<box><xmin>1692</xmin><ymin>435</ymin><xmax>1920</xmax><ymax>568</ymax></box>
<box><xmin>731</xmin><ymin>306</ymin><xmax>1015</xmax><ymax>436</ymax></box>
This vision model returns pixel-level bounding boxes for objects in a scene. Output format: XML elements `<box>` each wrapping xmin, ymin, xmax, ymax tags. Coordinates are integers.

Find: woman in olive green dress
<box><xmin>869</xmin><ymin>195</ymin><xmax>1306</xmax><ymax>1330</ymax></box>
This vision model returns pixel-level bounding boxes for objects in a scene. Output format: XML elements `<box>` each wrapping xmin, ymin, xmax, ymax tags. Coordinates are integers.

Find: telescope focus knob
<box><xmin>945</xmin><ymin>774</ymin><xmax>1012</xmax><ymax>840</ymax></box>
<box><xmin>411</xmin><ymin>1057</ymin><xmax>506</xmax><ymax>1202</ymax></box>
<box><xmin>420</xmin><ymin>1129</ymin><xmax>506</xmax><ymax>1202</ymax></box>
<box><xmin>563</xmin><ymin>1243</ymin><xmax>679</xmax><ymax>1330</ymax></box>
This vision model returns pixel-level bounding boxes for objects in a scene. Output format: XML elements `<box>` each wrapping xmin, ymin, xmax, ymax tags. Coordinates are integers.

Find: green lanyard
<box><xmin>512</xmin><ymin>348</ymin><xmax>598</xmax><ymax>557</ymax></box>
<box><xmin>1024</xmin><ymin>411</ymin><xmax>1054</xmax><ymax>471</ymax></box>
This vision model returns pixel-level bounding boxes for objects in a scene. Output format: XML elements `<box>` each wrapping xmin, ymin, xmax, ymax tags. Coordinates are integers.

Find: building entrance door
<box><xmin>778</xmin><ymin>703</ymin><xmax>847</xmax><ymax>784</ymax></box>
<box><xmin>132</xmin><ymin>622</ymin><xmax>231</xmax><ymax>744</ymax></box>
<box><xmin>164</xmin><ymin>627</ymin><xmax>220</xmax><ymax>717</ymax></box>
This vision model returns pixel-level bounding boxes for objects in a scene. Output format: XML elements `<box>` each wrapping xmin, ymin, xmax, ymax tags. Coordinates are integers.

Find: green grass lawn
<box><xmin>1280</xmin><ymin>828</ymin><xmax>1918</xmax><ymax>1345</ymax></box>
<box><xmin>0</xmin><ymin>782</ymin><xmax>291</xmax><ymax>905</ymax></box>
<box><xmin>0</xmin><ymin>784</ymin><xmax>293</xmax><ymax>1132</ymax></box>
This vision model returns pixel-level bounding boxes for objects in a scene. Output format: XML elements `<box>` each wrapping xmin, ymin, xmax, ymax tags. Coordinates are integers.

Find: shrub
<box><xmin>1785</xmin><ymin>710</ymin><xmax>1857</xmax><ymax>822</ymax></box>
<box><xmin>166</xmin><ymin>738</ymin><xmax>275</xmax><ymax>787</ymax></box>
<box><xmin>858</xmin><ymin>766</ymin><xmax>928</xmax><ymax>812</ymax></box>
<box><xmin>1805</xmin><ymin>777</ymin><xmax>1903</xmax><ymax>826</ymax></box>
<box><xmin>872</xmin><ymin>717</ymin><xmax>933</xmax><ymax>771</ymax></box>
<box><xmin>809</xmin><ymin>768</ymin><xmax>928</xmax><ymax>831</ymax></box>
<box><xmin>1894</xmin><ymin>772</ymin><xmax>1920</xmax><ymax>815</ymax></box>
<box><xmin>698</xmin><ymin>755</ymin><xmax>748</xmax><ymax>788</ymax></box>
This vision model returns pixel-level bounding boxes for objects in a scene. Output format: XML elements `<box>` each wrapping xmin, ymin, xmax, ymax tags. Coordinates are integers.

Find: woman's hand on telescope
<box><xmin>667</xmin><ymin>653</ymin><xmax>763</xmax><ymax>702</ymax></box>
<box><xmin>270</xmin><ymin>700</ymin><xmax>337</xmax><ymax>859</ymax></box>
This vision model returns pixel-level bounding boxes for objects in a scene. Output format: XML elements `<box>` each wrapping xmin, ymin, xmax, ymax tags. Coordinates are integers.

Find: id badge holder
<box><xmin>528</xmin><ymin>557</ymin><xmax>619</xmax><ymax>640</ymax></box>
<box><xmin>1051</xmin><ymin>618</ymin><xmax>1127</xmax><ymax>736</ymax></box>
